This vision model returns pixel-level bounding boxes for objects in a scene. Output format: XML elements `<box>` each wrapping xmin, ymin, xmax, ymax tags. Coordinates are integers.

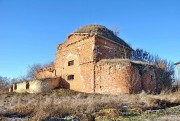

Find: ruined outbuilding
<box><xmin>9</xmin><ymin>78</ymin><xmax>60</xmax><ymax>93</ymax></box>
<box><xmin>10</xmin><ymin>24</ymin><xmax>156</xmax><ymax>94</ymax></box>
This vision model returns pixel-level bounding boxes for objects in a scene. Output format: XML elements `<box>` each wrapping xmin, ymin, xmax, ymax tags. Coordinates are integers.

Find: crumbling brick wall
<box><xmin>141</xmin><ymin>67</ymin><xmax>156</xmax><ymax>93</ymax></box>
<box><xmin>54</xmin><ymin>33</ymin><xmax>132</xmax><ymax>93</ymax></box>
<box><xmin>94</xmin><ymin>36</ymin><xmax>131</xmax><ymax>62</ymax></box>
<box><xmin>36</xmin><ymin>66</ymin><xmax>56</xmax><ymax>79</ymax></box>
<box><xmin>35</xmin><ymin>32</ymin><xmax>156</xmax><ymax>94</ymax></box>
<box><xmin>95</xmin><ymin>59</ymin><xmax>142</xmax><ymax>94</ymax></box>
<box><xmin>95</xmin><ymin>59</ymin><xmax>156</xmax><ymax>94</ymax></box>
<box><xmin>55</xmin><ymin>34</ymin><xmax>96</xmax><ymax>93</ymax></box>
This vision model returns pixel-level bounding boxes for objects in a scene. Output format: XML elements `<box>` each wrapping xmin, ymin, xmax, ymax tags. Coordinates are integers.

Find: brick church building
<box><xmin>36</xmin><ymin>24</ymin><xmax>156</xmax><ymax>94</ymax></box>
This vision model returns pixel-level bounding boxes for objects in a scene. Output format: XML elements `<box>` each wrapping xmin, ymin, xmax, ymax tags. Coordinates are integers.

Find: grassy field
<box><xmin>0</xmin><ymin>89</ymin><xmax>180</xmax><ymax>120</ymax></box>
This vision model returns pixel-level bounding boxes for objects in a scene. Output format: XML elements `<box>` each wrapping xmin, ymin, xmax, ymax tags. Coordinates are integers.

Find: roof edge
<box><xmin>96</xmin><ymin>34</ymin><xmax>133</xmax><ymax>50</ymax></box>
<box><xmin>174</xmin><ymin>62</ymin><xmax>180</xmax><ymax>65</ymax></box>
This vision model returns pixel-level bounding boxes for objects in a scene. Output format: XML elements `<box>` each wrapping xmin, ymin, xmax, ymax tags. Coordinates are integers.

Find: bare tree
<box><xmin>0</xmin><ymin>76</ymin><xmax>10</xmax><ymax>91</ymax></box>
<box><xmin>132</xmin><ymin>48</ymin><xmax>153</xmax><ymax>63</ymax></box>
<box><xmin>132</xmin><ymin>48</ymin><xmax>175</xmax><ymax>92</ymax></box>
<box><xmin>154</xmin><ymin>56</ymin><xmax>175</xmax><ymax>91</ymax></box>
<box><xmin>11</xmin><ymin>75</ymin><xmax>30</xmax><ymax>83</ymax></box>
<box><xmin>26</xmin><ymin>63</ymin><xmax>43</xmax><ymax>80</ymax></box>
<box><xmin>26</xmin><ymin>61</ymin><xmax>54</xmax><ymax>80</ymax></box>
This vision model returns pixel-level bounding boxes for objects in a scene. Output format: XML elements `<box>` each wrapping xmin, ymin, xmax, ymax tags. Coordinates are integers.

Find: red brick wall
<box><xmin>94</xmin><ymin>36</ymin><xmax>131</xmax><ymax>62</ymax></box>
<box><xmin>142</xmin><ymin>67</ymin><xmax>156</xmax><ymax>93</ymax></box>
<box><xmin>36</xmin><ymin>66</ymin><xmax>56</xmax><ymax>79</ymax></box>
<box><xmin>128</xmin><ymin>65</ymin><xmax>143</xmax><ymax>93</ymax></box>
<box><xmin>95</xmin><ymin>60</ymin><xmax>142</xmax><ymax>94</ymax></box>
<box><xmin>55</xmin><ymin>34</ymin><xmax>96</xmax><ymax>93</ymax></box>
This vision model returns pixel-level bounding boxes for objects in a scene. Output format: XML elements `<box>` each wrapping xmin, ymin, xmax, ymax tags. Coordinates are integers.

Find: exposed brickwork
<box><xmin>94</xmin><ymin>60</ymin><xmax>155</xmax><ymax>94</ymax></box>
<box><xmin>36</xmin><ymin>66</ymin><xmax>56</xmax><ymax>79</ymax></box>
<box><xmin>94</xmin><ymin>36</ymin><xmax>131</xmax><ymax>61</ymax></box>
<box><xmin>35</xmin><ymin>24</ymin><xmax>156</xmax><ymax>94</ymax></box>
<box><xmin>55</xmin><ymin>34</ymin><xmax>95</xmax><ymax>92</ymax></box>
<box><xmin>141</xmin><ymin>67</ymin><xmax>156</xmax><ymax>92</ymax></box>
<box><xmin>95</xmin><ymin>60</ymin><xmax>131</xmax><ymax>94</ymax></box>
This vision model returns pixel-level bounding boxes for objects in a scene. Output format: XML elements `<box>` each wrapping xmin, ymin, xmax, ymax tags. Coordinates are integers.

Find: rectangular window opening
<box><xmin>67</xmin><ymin>75</ymin><xmax>74</xmax><ymax>80</ymax></box>
<box><xmin>68</xmin><ymin>60</ymin><xmax>74</xmax><ymax>66</ymax></box>
<box><xmin>151</xmin><ymin>75</ymin><xmax>154</xmax><ymax>81</ymax></box>
<box><xmin>14</xmin><ymin>83</ymin><xmax>17</xmax><ymax>90</ymax></box>
<box><xmin>26</xmin><ymin>82</ymin><xmax>30</xmax><ymax>89</ymax></box>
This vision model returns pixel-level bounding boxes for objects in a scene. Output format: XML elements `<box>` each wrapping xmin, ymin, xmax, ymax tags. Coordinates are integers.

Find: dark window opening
<box><xmin>115</xmin><ymin>51</ymin><xmax>117</xmax><ymax>56</ymax></box>
<box><xmin>139</xmin><ymin>70</ymin><xmax>143</xmax><ymax>76</ymax></box>
<box><xmin>14</xmin><ymin>83</ymin><xmax>17</xmax><ymax>90</ymax></box>
<box><xmin>67</xmin><ymin>75</ymin><xmax>74</xmax><ymax>80</ymax></box>
<box><xmin>26</xmin><ymin>82</ymin><xmax>30</xmax><ymax>89</ymax></box>
<box><xmin>151</xmin><ymin>75</ymin><xmax>154</xmax><ymax>81</ymax></box>
<box><xmin>68</xmin><ymin>60</ymin><xmax>74</xmax><ymax>66</ymax></box>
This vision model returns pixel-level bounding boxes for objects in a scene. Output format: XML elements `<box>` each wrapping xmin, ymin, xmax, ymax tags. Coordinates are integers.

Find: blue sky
<box><xmin>0</xmin><ymin>0</ymin><xmax>180</xmax><ymax>79</ymax></box>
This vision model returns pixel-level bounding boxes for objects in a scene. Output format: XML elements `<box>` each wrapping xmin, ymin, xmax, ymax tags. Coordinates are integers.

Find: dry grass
<box><xmin>0</xmin><ymin>89</ymin><xmax>180</xmax><ymax>120</ymax></box>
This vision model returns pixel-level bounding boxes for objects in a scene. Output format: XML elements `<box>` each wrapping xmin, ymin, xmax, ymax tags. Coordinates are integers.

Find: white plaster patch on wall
<box><xmin>66</xmin><ymin>52</ymin><xmax>79</xmax><ymax>61</ymax></box>
<box><xmin>66</xmin><ymin>53</ymin><xmax>73</xmax><ymax>59</ymax></box>
<box><xmin>116</xmin><ymin>65</ymin><xmax>120</xmax><ymax>69</ymax></box>
<box><xmin>92</xmin><ymin>45</ymin><xmax>95</xmax><ymax>50</ymax></box>
<box><xmin>97</xmin><ymin>52</ymin><xmax>103</xmax><ymax>55</ymax></box>
<box><xmin>93</xmin><ymin>45</ymin><xmax>98</xmax><ymax>50</ymax></box>
<box><xmin>177</xmin><ymin>64</ymin><xmax>180</xmax><ymax>82</ymax></box>
<box><xmin>77</xmin><ymin>46</ymin><xmax>81</xmax><ymax>49</ymax></box>
<box><xmin>104</xmin><ymin>45</ymin><xmax>113</xmax><ymax>49</ymax></box>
